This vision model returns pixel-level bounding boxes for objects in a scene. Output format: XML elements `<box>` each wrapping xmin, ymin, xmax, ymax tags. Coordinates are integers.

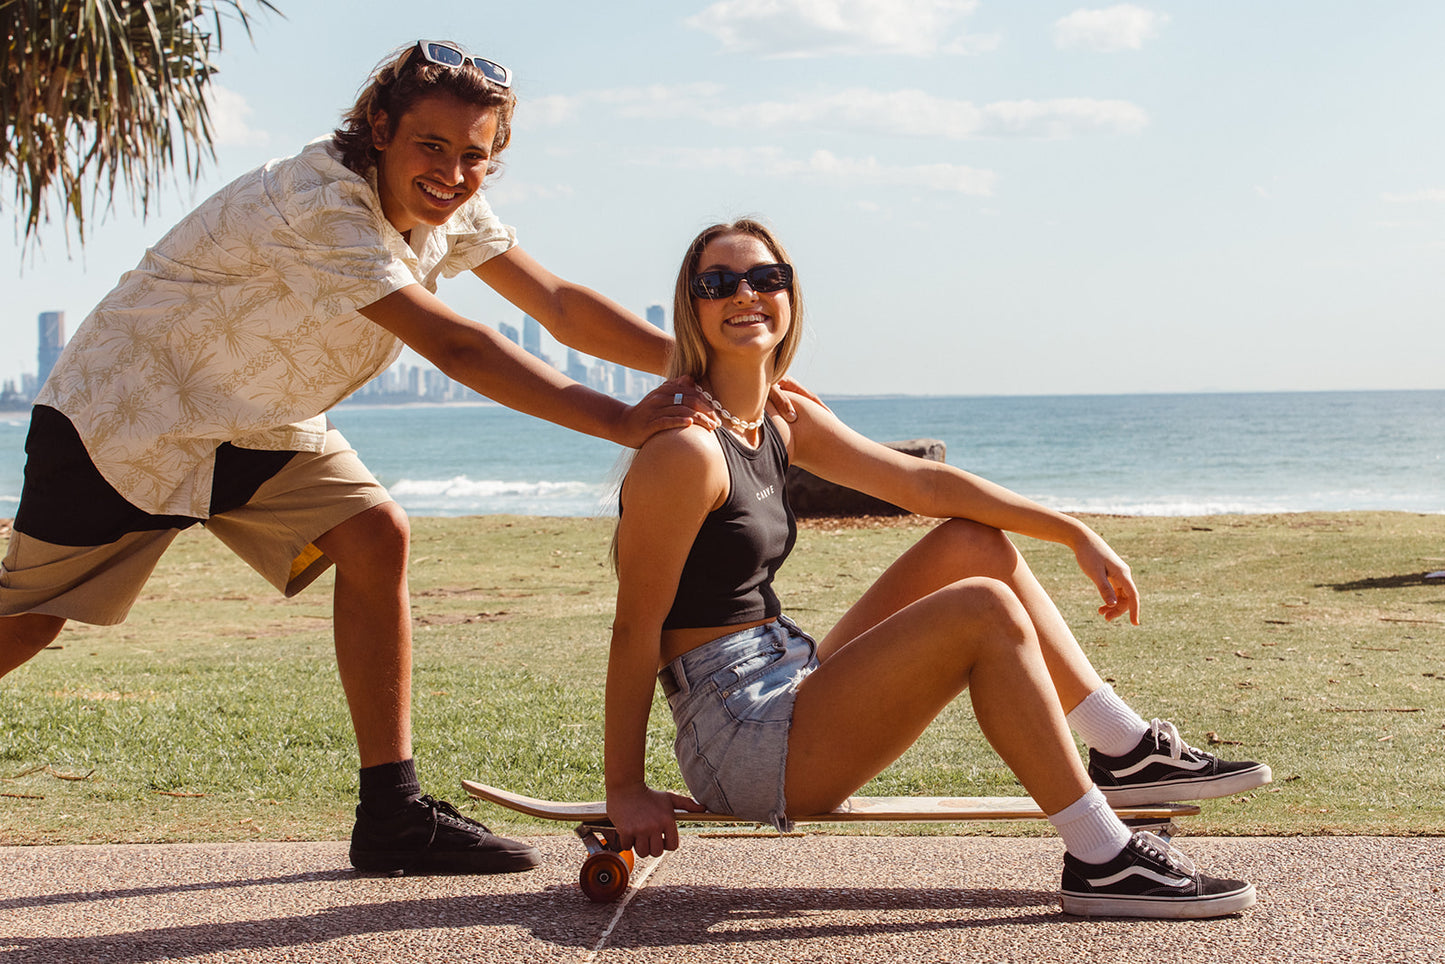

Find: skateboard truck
<box><xmin>1121</xmin><ymin>815</ymin><xmax>1179</xmax><ymax>840</ymax></box>
<box><xmin>574</xmin><ymin>822</ymin><xmax>636</xmax><ymax>902</ymax></box>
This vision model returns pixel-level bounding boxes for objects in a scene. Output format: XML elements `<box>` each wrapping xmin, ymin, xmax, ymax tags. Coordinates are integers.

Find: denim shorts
<box><xmin>658</xmin><ymin>615</ymin><xmax>819</xmax><ymax>832</ymax></box>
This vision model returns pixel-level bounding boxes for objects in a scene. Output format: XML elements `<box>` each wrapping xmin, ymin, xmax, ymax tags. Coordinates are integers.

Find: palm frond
<box><xmin>1</xmin><ymin>0</ymin><xmax>282</xmax><ymax>248</ymax></box>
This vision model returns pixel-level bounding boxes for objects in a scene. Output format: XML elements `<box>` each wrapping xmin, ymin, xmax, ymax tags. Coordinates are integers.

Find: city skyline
<box><xmin>0</xmin><ymin>303</ymin><xmax>671</xmax><ymax>410</ymax></box>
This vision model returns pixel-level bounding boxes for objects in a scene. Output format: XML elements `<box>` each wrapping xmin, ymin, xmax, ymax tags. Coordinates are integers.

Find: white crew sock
<box><xmin>1066</xmin><ymin>684</ymin><xmax>1150</xmax><ymax>757</ymax></box>
<box><xmin>1048</xmin><ymin>786</ymin><xmax>1132</xmax><ymax>864</ymax></box>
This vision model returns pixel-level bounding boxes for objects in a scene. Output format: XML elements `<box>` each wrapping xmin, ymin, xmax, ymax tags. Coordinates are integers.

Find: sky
<box><xmin>3</xmin><ymin>0</ymin><xmax>1442</xmax><ymax>397</ymax></box>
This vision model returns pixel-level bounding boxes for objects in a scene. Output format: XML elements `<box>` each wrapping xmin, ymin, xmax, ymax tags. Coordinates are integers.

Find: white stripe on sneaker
<box><xmin>1110</xmin><ymin>752</ymin><xmax>1210</xmax><ymax>779</ymax></box>
<box><xmin>1087</xmin><ymin>865</ymin><xmax>1193</xmax><ymax>890</ymax></box>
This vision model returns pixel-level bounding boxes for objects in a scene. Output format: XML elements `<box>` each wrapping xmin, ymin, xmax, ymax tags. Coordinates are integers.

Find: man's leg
<box><xmin>206</xmin><ymin>429</ymin><xmax>540</xmax><ymax>875</ymax></box>
<box><xmin>0</xmin><ymin>613</ymin><xmax>66</xmax><ymax>677</ymax></box>
<box><xmin>313</xmin><ymin>502</ymin><xmax>414</xmax><ymax>767</ymax></box>
<box><xmin>307</xmin><ymin>501</ymin><xmax>538</xmax><ymax>875</ymax></box>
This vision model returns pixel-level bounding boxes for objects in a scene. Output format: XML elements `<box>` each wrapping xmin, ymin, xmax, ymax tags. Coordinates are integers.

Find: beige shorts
<box><xmin>0</xmin><ymin>428</ymin><xmax>391</xmax><ymax>625</ymax></box>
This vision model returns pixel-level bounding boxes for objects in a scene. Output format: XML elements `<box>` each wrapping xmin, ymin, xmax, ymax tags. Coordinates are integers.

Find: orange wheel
<box><xmin>619</xmin><ymin>849</ymin><xmax>635</xmax><ymax>872</ymax></box>
<box><xmin>580</xmin><ymin>851</ymin><xmax>630</xmax><ymax>903</ymax></box>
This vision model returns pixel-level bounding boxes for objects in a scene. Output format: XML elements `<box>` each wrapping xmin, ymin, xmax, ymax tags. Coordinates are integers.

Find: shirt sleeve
<box><xmin>436</xmin><ymin>192</ymin><xmax>518</xmax><ymax>278</ymax></box>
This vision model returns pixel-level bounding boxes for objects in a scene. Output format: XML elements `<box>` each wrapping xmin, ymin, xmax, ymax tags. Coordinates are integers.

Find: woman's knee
<box><xmin>937</xmin><ymin>576</ymin><xmax>1033</xmax><ymax>646</ymax></box>
<box><xmin>929</xmin><ymin>518</ymin><xmax>1021</xmax><ymax>574</ymax></box>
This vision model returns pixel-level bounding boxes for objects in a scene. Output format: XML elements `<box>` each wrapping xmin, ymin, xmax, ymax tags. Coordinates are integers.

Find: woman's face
<box><xmin>693</xmin><ymin>232</ymin><xmax>792</xmax><ymax>370</ymax></box>
<box><xmin>372</xmin><ymin>93</ymin><xmax>498</xmax><ymax>234</ymax></box>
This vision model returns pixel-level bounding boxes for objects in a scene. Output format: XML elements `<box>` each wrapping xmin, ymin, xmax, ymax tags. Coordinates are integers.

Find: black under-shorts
<box><xmin>14</xmin><ymin>405</ymin><xmax>298</xmax><ymax>547</ymax></box>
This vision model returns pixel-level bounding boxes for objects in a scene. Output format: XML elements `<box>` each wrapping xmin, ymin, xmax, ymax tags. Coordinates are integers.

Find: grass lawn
<box><xmin>2</xmin><ymin>511</ymin><xmax>1442</xmax><ymax>844</ymax></box>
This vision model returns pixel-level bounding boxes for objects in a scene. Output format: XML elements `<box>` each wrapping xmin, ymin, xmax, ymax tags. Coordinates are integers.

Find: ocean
<box><xmin>2</xmin><ymin>390</ymin><xmax>1441</xmax><ymax>519</ymax></box>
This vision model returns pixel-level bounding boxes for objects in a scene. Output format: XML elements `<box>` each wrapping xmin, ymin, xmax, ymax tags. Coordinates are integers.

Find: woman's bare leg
<box><xmin>818</xmin><ymin>518</ymin><xmax>1105</xmax><ymax>714</ymax></box>
<box><xmin>786</xmin><ymin>575</ymin><xmax>1092</xmax><ymax>817</ymax></box>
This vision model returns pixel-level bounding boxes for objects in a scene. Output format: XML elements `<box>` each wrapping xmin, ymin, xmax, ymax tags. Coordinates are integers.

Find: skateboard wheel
<box><xmin>580</xmin><ymin>851</ymin><xmax>630</xmax><ymax>903</ymax></box>
<box><xmin>619</xmin><ymin>849</ymin><xmax>635</xmax><ymax>872</ymax></box>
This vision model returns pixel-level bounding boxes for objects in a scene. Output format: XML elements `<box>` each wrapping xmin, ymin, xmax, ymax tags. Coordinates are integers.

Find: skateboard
<box><xmin>461</xmin><ymin>779</ymin><xmax>1200</xmax><ymax>902</ymax></box>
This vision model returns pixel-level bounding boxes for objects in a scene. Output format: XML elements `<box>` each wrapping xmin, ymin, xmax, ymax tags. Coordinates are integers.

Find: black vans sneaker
<box><xmin>1061</xmin><ymin>831</ymin><xmax>1256</xmax><ymax>918</ymax></box>
<box><xmin>349</xmin><ymin>795</ymin><xmax>541</xmax><ymax>875</ymax></box>
<box><xmin>1090</xmin><ymin>719</ymin><xmax>1272</xmax><ymax>806</ymax></box>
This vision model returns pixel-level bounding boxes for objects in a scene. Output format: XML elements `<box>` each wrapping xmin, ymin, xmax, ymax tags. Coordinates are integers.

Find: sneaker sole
<box><xmin>1061</xmin><ymin>882</ymin><xmax>1256</xmax><ymax>919</ymax></box>
<box><xmin>1098</xmin><ymin>763</ymin><xmax>1272</xmax><ymax>807</ymax></box>
<box><xmin>350</xmin><ymin>847</ymin><xmax>542</xmax><ymax>875</ymax></box>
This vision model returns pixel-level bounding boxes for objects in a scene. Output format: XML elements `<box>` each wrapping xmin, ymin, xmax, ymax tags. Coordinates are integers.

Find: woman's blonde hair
<box><xmin>669</xmin><ymin>218</ymin><xmax>805</xmax><ymax>386</ymax></box>
<box><xmin>610</xmin><ymin>218</ymin><xmax>805</xmax><ymax>571</ymax></box>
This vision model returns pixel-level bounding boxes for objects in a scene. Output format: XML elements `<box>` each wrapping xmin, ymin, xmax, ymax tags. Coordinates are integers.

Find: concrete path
<box><xmin>2</xmin><ymin>835</ymin><xmax>1441</xmax><ymax>963</ymax></box>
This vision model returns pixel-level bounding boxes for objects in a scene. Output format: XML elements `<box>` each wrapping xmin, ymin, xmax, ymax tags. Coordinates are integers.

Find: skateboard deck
<box><xmin>462</xmin><ymin>779</ymin><xmax>1196</xmax><ymax>824</ymax></box>
<box><xmin>461</xmin><ymin>779</ymin><xmax>1200</xmax><ymax>902</ymax></box>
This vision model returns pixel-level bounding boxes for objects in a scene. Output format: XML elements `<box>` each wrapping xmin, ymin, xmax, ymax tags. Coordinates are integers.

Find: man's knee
<box><xmin>318</xmin><ymin>501</ymin><xmax>411</xmax><ymax>569</ymax></box>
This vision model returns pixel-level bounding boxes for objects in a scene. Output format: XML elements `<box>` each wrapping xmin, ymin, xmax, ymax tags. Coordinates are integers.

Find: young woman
<box><xmin>0</xmin><ymin>42</ymin><xmax>810</xmax><ymax>876</ymax></box>
<box><xmin>605</xmin><ymin>219</ymin><xmax>1270</xmax><ymax>918</ymax></box>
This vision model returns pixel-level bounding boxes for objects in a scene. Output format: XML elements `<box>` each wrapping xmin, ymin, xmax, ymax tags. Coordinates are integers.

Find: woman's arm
<box><xmin>359</xmin><ymin>285</ymin><xmax>698</xmax><ymax>448</ymax></box>
<box><xmin>473</xmin><ymin>246</ymin><xmax>672</xmax><ymax>376</ymax></box>
<box><xmin>788</xmin><ymin>396</ymin><xmax>1140</xmax><ymax>624</ymax></box>
<box><xmin>606</xmin><ymin>426</ymin><xmax>724</xmax><ymax>857</ymax></box>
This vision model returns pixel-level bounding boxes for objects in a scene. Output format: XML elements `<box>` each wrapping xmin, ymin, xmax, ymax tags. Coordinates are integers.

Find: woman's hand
<box><xmin>1072</xmin><ymin>529</ymin><xmax>1141</xmax><ymax>625</ymax></box>
<box><xmin>606</xmin><ymin>782</ymin><xmax>706</xmax><ymax>858</ymax></box>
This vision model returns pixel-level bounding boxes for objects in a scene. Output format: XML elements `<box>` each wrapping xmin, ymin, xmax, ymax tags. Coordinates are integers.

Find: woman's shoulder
<box><xmin>629</xmin><ymin>423</ymin><xmax>726</xmax><ymax>487</ymax></box>
<box><xmin>636</xmin><ymin>422</ymin><xmax>725</xmax><ymax>467</ymax></box>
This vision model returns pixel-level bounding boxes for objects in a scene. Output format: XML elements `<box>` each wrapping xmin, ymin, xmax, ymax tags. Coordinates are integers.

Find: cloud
<box><xmin>650</xmin><ymin>146</ymin><xmax>997</xmax><ymax>195</ymax></box>
<box><xmin>1053</xmin><ymin>5</ymin><xmax>1168</xmax><ymax>52</ymax></box>
<box><xmin>530</xmin><ymin>86</ymin><xmax>1147</xmax><ymax>139</ymax></box>
<box><xmin>484</xmin><ymin>180</ymin><xmax>576</xmax><ymax>205</ymax></box>
<box><xmin>204</xmin><ymin>85</ymin><xmax>269</xmax><ymax>147</ymax></box>
<box><xmin>1381</xmin><ymin>189</ymin><xmax>1445</xmax><ymax>203</ymax></box>
<box><xmin>763</xmin><ymin>89</ymin><xmax>1149</xmax><ymax>138</ymax></box>
<box><xmin>686</xmin><ymin>0</ymin><xmax>999</xmax><ymax>58</ymax></box>
<box><xmin>977</xmin><ymin>97</ymin><xmax>1148</xmax><ymax>137</ymax></box>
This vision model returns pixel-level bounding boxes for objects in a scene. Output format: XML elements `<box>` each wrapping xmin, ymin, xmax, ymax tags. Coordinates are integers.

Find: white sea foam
<box><xmin>388</xmin><ymin>476</ymin><xmax>613</xmax><ymax>516</ymax></box>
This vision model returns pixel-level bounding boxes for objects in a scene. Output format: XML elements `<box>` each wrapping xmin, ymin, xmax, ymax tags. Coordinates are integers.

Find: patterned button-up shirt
<box><xmin>37</xmin><ymin>137</ymin><xmax>515</xmax><ymax>517</ymax></box>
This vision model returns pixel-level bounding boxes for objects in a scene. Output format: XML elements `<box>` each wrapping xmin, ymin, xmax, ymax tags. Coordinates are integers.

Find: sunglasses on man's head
<box><xmin>690</xmin><ymin>263</ymin><xmax>793</xmax><ymax>300</ymax></box>
<box><xmin>415</xmin><ymin>40</ymin><xmax>512</xmax><ymax>88</ymax></box>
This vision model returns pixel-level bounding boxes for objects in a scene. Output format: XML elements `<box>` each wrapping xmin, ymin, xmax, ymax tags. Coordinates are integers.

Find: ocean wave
<box><xmin>388</xmin><ymin>476</ymin><xmax>614</xmax><ymax>517</ymax></box>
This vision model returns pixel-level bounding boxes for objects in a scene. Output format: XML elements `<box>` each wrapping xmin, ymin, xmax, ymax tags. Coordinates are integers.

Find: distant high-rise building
<box><xmin>37</xmin><ymin>311</ymin><xmax>65</xmax><ymax>388</ymax></box>
<box><xmin>498</xmin><ymin>321</ymin><xmax>519</xmax><ymax>345</ymax></box>
<box><xmin>566</xmin><ymin>348</ymin><xmax>590</xmax><ymax>386</ymax></box>
<box><xmin>522</xmin><ymin>315</ymin><xmax>543</xmax><ymax>359</ymax></box>
<box><xmin>423</xmin><ymin>368</ymin><xmax>452</xmax><ymax>400</ymax></box>
<box><xmin>646</xmin><ymin>304</ymin><xmax>665</xmax><ymax>332</ymax></box>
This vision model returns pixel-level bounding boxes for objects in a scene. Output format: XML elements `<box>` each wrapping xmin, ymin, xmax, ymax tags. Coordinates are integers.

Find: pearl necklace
<box><xmin>698</xmin><ymin>388</ymin><xmax>764</xmax><ymax>432</ymax></box>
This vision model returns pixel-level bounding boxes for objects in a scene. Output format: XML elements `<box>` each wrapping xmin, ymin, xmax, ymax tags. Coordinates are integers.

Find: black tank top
<box><xmin>663</xmin><ymin>417</ymin><xmax>798</xmax><ymax>629</ymax></box>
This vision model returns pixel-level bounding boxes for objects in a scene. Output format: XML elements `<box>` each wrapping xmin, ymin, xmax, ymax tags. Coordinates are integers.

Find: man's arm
<box><xmin>473</xmin><ymin>246</ymin><xmax>673</xmax><ymax>376</ymax></box>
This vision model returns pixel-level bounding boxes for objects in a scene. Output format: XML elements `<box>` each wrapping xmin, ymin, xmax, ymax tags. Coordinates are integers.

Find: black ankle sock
<box><xmin>359</xmin><ymin>758</ymin><xmax>422</xmax><ymax>817</ymax></box>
